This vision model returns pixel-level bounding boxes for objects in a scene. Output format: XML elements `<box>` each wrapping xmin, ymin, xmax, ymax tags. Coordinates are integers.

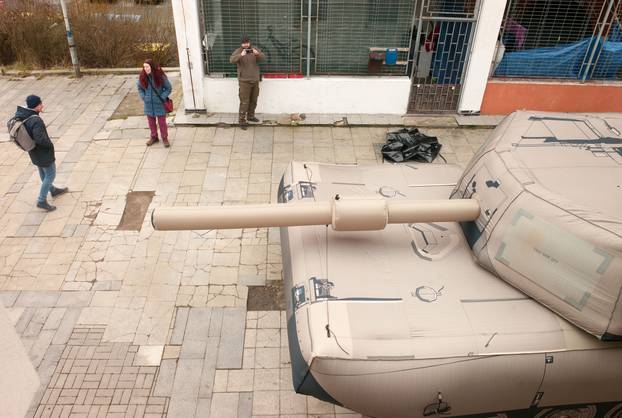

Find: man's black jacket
<box><xmin>14</xmin><ymin>106</ymin><xmax>55</xmax><ymax>167</ymax></box>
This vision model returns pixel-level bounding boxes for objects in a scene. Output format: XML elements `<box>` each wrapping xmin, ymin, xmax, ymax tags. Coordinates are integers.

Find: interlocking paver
<box><xmin>168</xmin><ymin>307</ymin><xmax>188</xmax><ymax>345</ymax></box>
<box><xmin>252</xmin><ymin>390</ymin><xmax>279</xmax><ymax>415</ymax></box>
<box><xmin>56</xmin><ymin>291</ymin><xmax>93</xmax><ymax>308</ymax></box>
<box><xmin>197</xmin><ymin>336</ymin><xmax>218</xmax><ymax>399</ymax></box>
<box><xmin>161</xmin><ymin>345</ymin><xmax>180</xmax><ymax>360</ymax></box>
<box><xmin>30</xmin><ymin>329</ymin><xmax>56</xmax><ymax>368</ymax></box>
<box><xmin>179</xmin><ymin>339</ymin><xmax>206</xmax><ymax>359</ymax></box>
<box><xmin>0</xmin><ymin>291</ymin><xmax>20</xmax><ymax>307</ymax></box>
<box><xmin>216</xmin><ymin>307</ymin><xmax>246</xmax><ymax>369</ymax></box>
<box><xmin>209</xmin><ymin>392</ymin><xmax>238</xmax><ymax>418</ymax></box>
<box><xmin>227</xmin><ymin>369</ymin><xmax>254</xmax><ymax>392</ymax></box>
<box><xmin>152</xmin><ymin>360</ymin><xmax>175</xmax><ymax>398</ymax></box>
<box><xmin>23</xmin><ymin>307</ymin><xmax>52</xmax><ymax>337</ymax></box>
<box><xmin>184</xmin><ymin>307</ymin><xmax>211</xmax><ymax>342</ymax></box>
<box><xmin>166</xmin><ymin>399</ymin><xmax>196</xmax><ymax>418</ymax></box>
<box><xmin>52</xmin><ymin>308</ymin><xmax>81</xmax><ymax>345</ymax></box>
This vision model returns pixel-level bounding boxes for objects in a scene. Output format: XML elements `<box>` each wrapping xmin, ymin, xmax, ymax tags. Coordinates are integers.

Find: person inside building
<box><xmin>229</xmin><ymin>34</ymin><xmax>265</xmax><ymax>130</ymax></box>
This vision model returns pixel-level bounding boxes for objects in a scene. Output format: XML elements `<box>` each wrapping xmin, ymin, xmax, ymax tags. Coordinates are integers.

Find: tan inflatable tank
<box><xmin>152</xmin><ymin>111</ymin><xmax>622</xmax><ymax>418</ymax></box>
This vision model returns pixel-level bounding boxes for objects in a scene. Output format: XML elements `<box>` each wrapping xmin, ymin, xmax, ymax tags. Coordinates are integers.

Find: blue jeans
<box><xmin>37</xmin><ymin>163</ymin><xmax>56</xmax><ymax>204</ymax></box>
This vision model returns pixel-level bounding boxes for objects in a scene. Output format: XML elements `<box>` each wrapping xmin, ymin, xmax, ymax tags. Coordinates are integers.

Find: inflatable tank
<box><xmin>152</xmin><ymin>111</ymin><xmax>622</xmax><ymax>418</ymax></box>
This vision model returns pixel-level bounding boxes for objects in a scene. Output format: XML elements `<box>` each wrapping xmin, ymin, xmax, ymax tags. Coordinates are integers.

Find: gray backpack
<box><xmin>7</xmin><ymin>115</ymin><xmax>37</xmax><ymax>151</ymax></box>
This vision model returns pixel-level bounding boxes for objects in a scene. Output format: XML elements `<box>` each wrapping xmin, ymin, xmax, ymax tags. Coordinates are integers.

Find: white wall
<box><xmin>458</xmin><ymin>0</ymin><xmax>507</xmax><ymax>113</ymax></box>
<box><xmin>171</xmin><ymin>0</ymin><xmax>206</xmax><ymax>111</ymax></box>
<box><xmin>204</xmin><ymin>77</ymin><xmax>412</xmax><ymax>114</ymax></box>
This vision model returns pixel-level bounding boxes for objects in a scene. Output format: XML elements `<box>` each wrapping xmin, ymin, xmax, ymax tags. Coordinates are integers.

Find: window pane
<box><xmin>492</xmin><ymin>0</ymin><xmax>618</xmax><ymax>80</ymax></box>
<box><xmin>203</xmin><ymin>0</ymin><xmax>416</xmax><ymax>77</ymax></box>
<box><xmin>203</xmin><ymin>0</ymin><xmax>302</xmax><ymax>75</ymax></box>
<box><xmin>313</xmin><ymin>0</ymin><xmax>416</xmax><ymax>75</ymax></box>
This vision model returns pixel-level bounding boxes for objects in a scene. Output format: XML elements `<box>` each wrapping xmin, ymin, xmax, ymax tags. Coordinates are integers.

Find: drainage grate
<box><xmin>247</xmin><ymin>281</ymin><xmax>285</xmax><ymax>311</ymax></box>
<box><xmin>117</xmin><ymin>191</ymin><xmax>155</xmax><ymax>231</ymax></box>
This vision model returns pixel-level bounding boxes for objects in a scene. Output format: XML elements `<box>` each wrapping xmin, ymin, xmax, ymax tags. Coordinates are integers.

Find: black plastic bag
<box><xmin>381</xmin><ymin>128</ymin><xmax>442</xmax><ymax>163</ymax></box>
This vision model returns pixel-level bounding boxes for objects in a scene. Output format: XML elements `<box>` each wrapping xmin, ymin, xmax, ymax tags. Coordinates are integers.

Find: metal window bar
<box><xmin>492</xmin><ymin>0</ymin><xmax>619</xmax><ymax>81</ymax></box>
<box><xmin>422</xmin><ymin>0</ymin><xmax>477</xmax><ymax>19</ymax></box>
<box><xmin>198</xmin><ymin>0</ymin><xmax>209</xmax><ymax>73</ymax></box>
<box><xmin>312</xmin><ymin>0</ymin><xmax>416</xmax><ymax>76</ymax></box>
<box><xmin>202</xmin><ymin>0</ymin><xmax>302</xmax><ymax>76</ymax></box>
<box><xmin>202</xmin><ymin>0</ymin><xmax>418</xmax><ymax>77</ymax></box>
<box><xmin>578</xmin><ymin>0</ymin><xmax>615</xmax><ymax>80</ymax></box>
<box><xmin>300</xmin><ymin>0</ymin><xmax>317</xmax><ymax>77</ymax></box>
<box><xmin>585</xmin><ymin>0</ymin><xmax>622</xmax><ymax>80</ymax></box>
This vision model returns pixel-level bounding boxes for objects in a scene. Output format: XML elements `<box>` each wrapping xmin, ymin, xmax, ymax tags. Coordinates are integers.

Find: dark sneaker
<box><xmin>37</xmin><ymin>201</ymin><xmax>56</xmax><ymax>212</ymax></box>
<box><xmin>51</xmin><ymin>186</ymin><xmax>68</xmax><ymax>197</ymax></box>
<box><xmin>248</xmin><ymin>116</ymin><xmax>260</xmax><ymax>123</ymax></box>
<box><xmin>162</xmin><ymin>138</ymin><xmax>170</xmax><ymax>148</ymax></box>
<box><xmin>240</xmin><ymin>123</ymin><xmax>248</xmax><ymax>131</ymax></box>
<box><xmin>146</xmin><ymin>137</ymin><xmax>159</xmax><ymax>146</ymax></box>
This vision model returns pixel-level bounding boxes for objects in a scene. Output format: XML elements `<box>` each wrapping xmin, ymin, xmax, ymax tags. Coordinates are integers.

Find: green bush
<box><xmin>0</xmin><ymin>0</ymin><xmax>179</xmax><ymax>69</ymax></box>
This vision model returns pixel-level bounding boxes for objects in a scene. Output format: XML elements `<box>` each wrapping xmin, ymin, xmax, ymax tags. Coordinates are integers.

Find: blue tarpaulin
<box><xmin>593</xmin><ymin>40</ymin><xmax>622</xmax><ymax>79</ymax></box>
<box><xmin>494</xmin><ymin>36</ymin><xmax>622</xmax><ymax>80</ymax></box>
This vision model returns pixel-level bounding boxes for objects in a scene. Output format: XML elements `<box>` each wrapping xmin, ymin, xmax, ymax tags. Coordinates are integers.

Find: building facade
<box><xmin>172</xmin><ymin>0</ymin><xmax>622</xmax><ymax>115</ymax></box>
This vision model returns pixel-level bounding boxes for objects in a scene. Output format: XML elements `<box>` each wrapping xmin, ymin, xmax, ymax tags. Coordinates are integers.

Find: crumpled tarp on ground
<box><xmin>381</xmin><ymin>128</ymin><xmax>442</xmax><ymax>163</ymax></box>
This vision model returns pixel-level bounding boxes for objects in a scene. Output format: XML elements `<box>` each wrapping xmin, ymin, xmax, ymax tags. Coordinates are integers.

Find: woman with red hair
<box><xmin>137</xmin><ymin>59</ymin><xmax>172</xmax><ymax>147</ymax></box>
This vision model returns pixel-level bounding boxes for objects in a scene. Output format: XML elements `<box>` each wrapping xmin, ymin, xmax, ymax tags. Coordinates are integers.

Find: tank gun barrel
<box><xmin>152</xmin><ymin>198</ymin><xmax>480</xmax><ymax>232</ymax></box>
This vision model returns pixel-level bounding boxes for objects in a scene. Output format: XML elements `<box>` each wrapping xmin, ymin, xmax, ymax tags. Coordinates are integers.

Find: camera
<box><xmin>244</xmin><ymin>48</ymin><xmax>254</xmax><ymax>54</ymax></box>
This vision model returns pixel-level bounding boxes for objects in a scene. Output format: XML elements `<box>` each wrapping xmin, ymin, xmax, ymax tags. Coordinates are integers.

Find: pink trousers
<box><xmin>147</xmin><ymin>115</ymin><xmax>168</xmax><ymax>140</ymax></box>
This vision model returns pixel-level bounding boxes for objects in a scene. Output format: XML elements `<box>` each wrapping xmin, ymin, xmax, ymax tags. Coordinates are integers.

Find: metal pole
<box><xmin>581</xmin><ymin>0</ymin><xmax>615</xmax><ymax>82</ymax></box>
<box><xmin>59</xmin><ymin>0</ymin><xmax>81</xmax><ymax>78</ymax></box>
<box><xmin>306</xmin><ymin>0</ymin><xmax>312</xmax><ymax>78</ymax></box>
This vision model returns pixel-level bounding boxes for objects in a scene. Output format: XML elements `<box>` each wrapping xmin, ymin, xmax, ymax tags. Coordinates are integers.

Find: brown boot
<box><xmin>162</xmin><ymin>138</ymin><xmax>170</xmax><ymax>148</ymax></box>
<box><xmin>239</xmin><ymin>116</ymin><xmax>248</xmax><ymax>130</ymax></box>
<box><xmin>146</xmin><ymin>137</ymin><xmax>159</xmax><ymax>146</ymax></box>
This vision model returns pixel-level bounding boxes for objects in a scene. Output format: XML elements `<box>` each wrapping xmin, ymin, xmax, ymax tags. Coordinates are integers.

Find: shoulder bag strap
<box><xmin>146</xmin><ymin>76</ymin><xmax>166</xmax><ymax>104</ymax></box>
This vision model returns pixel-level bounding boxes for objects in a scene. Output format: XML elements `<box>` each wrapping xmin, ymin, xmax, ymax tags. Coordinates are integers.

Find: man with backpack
<box><xmin>11</xmin><ymin>95</ymin><xmax>67</xmax><ymax>211</ymax></box>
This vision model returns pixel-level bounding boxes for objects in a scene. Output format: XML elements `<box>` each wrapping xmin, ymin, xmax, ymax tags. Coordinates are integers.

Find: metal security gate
<box><xmin>407</xmin><ymin>0</ymin><xmax>480</xmax><ymax>113</ymax></box>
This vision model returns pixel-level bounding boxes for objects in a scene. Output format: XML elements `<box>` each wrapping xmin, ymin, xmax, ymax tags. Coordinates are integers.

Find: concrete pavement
<box><xmin>0</xmin><ymin>74</ymin><xmax>490</xmax><ymax>418</ymax></box>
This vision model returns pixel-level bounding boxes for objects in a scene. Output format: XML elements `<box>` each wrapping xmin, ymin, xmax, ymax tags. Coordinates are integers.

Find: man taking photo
<box><xmin>230</xmin><ymin>34</ymin><xmax>265</xmax><ymax>130</ymax></box>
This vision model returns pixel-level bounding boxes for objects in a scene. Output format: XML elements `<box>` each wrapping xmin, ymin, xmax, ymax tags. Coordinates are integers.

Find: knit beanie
<box><xmin>26</xmin><ymin>95</ymin><xmax>42</xmax><ymax>109</ymax></box>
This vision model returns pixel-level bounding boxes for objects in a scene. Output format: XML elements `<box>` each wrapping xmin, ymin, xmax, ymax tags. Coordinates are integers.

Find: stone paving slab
<box><xmin>0</xmin><ymin>74</ymin><xmax>491</xmax><ymax>418</ymax></box>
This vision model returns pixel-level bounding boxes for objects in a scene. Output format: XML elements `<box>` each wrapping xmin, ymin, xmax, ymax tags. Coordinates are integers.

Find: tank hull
<box><xmin>279</xmin><ymin>161</ymin><xmax>622</xmax><ymax>418</ymax></box>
